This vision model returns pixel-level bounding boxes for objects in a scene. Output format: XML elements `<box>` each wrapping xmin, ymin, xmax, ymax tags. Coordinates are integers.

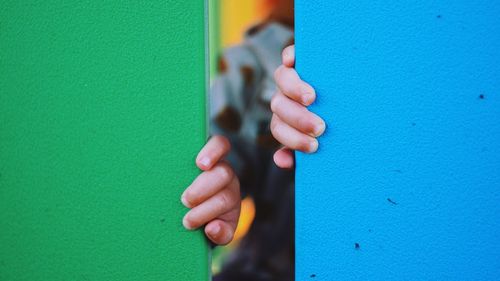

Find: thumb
<box><xmin>204</xmin><ymin>207</ymin><xmax>240</xmax><ymax>245</ymax></box>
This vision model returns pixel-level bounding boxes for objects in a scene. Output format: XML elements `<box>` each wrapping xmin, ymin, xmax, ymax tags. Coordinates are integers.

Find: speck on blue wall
<box><xmin>295</xmin><ymin>1</ymin><xmax>500</xmax><ymax>280</ymax></box>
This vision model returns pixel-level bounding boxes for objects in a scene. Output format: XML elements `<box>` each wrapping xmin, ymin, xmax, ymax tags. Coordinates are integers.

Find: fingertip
<box><xmin>205</xmin><ymin>222</ymin><xmax>221</xmax><ymax>239</ymax></box>
<box><xmin>205</xmin><ymin>220</ymin><xmax>234</xmax><ymax>245</ymax></box>
<box><xmin>182</xmin><ymin>214</ymin><xmax>195</xmax><ymax>230</ymax></box>
<box><xmin>282</xmin><ymin>45</ymin><xmax>295</xmax><ymax>67</ymax></box>
<box><xmin>196</xmin><ymin>156</ymin><xmax>212</xmax><ymax>171</ymax></box>
<box><xmin>181</xmin><ymin>192</ymin><xmax>194</xmax><ymax>209</ymax></box>
<box><xmin>273</xmin><ymin>157</ymin><xmax>288</xmax><ymax>169</ymax></box>
<box><xmin>273</xmin><ymin>148</ymin><xmax>295</xmax><ymax>169</ymax></box>
<box><xmin>307</xmin><ymin>139</ymin><xmax>319</xmax><ymax>153</ymax></box>
<box><xmin>196</xmin><ymin>136</ymin><xmax>231</xmax><ymax>171</ymax></box>
<box><xmin>181</xmin><ymin>193</ymin><xmax>191</xmax><ymax>208</ymax></box>
<box><xmin>313</xmin><ymin>119</ymin><xmax>326</xmax><ymax>137</ymax></box>
<box><xmin>300</xmin><ymin>84</ymin><xmax>316</xmax><ymax>106</ymax></box>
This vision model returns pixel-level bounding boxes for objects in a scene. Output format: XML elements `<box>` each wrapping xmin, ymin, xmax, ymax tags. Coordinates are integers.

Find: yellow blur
<box><xmin>220</xmin><ymin>0</ymin><xmax>273</xmax><ymax>48</ymax></box>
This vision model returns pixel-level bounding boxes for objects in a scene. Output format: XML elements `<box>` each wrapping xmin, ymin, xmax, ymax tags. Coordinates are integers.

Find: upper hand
<box><xmin>271</xmin><ymin>45</ymin><xmax>326</xmax><ymax>169</ymax></box>
<box><xmin>181</xmin><ymin>136</ymin><xmax>241</xmax><ymax>245</ymax></box>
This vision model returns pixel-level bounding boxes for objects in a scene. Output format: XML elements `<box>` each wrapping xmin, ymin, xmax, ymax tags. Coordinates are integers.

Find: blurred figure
<box><xmin>182</xmin><ymin>1</ymin><xmax>302</xmax><ymax>280</ymax></box>
<box><xmin>210</xmin><ymin>1</ymin><xmax>295</xmax><ymax>279</ymax></box>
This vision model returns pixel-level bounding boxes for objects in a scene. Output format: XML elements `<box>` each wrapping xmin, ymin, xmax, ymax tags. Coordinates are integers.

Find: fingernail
<box><xmin>314</xmin><ymin>121</ymin><xmax>326</xmax><ymax>137</ymax></box>
<box><xmin>207</xmin><ymin>224</ymin><xmax>221</xmax><ymax>237</ymax></box>
<box><xmin>199</xmin><ymin>157</ymin><xmax>211</xmax><ymax>168</ymax></box>
<box><xmin>301</xmin><ymin>85</ymin><xmax>315</xmax><ymax>105</ymax></box>
<box><xmin>301</xmin><ymin>94</ymin><xmax>312</xmax><ymax>105</ymax></box>
<box><xmin>309</xmin><ymin>139</ymin><xmax>319</xmax><ymax>153</ymax></box>
<box><xmin>181</xmin><ymin>194</ymin><xmax>190</xmax><ymax>208</ymax></box>
<box><xmin>183</xmin><ymin>216</ymin><xmax>193</xmax><ymax>230</ymax></box>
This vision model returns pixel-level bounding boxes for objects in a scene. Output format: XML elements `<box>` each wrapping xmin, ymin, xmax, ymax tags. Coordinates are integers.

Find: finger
<box><xmin>282</xmin><ymin>45</ymin><xmax>295</xmax><ymax>67</ymax></box>
<box><xmin>205</xmin><ymin>220</ymin><xmax>235</xmax><ymax>245</ymax></box>
<box><xmin>183</xmin><ymin>177</ymin><xmax>240</xmax><ymax>230</ymax></box>
<box><xmin>273</xmin><ymin>147</ymin><xmax>295</xmax><ymax>169</ymax></box>
<box><xmin>196</xmin><ymin>135</ymin><xmax>231</xmax><ymax>171</ymax></box>
<box><xmin>271</xmin><ymin>91</ymin><xmax>325</xmax><ymax>137</ymax></box>
<box><xmin>204</xmin><ymin>208</ymin><xmax>239</xmax><ymax>245</ymax></box>
<box><xmin>271</xmin><ymin>114</ymin><xmax>319</xmax><ymax>153</ymax></box>
<box><xmin>274</xmin><ymin>65</ymin><xmax>316</xmax><ymax>106</ymax></box>
<box><xmin>181</xmin><ymin>162</ymin><xmax>234</xmax><ymax>208</ymax></box>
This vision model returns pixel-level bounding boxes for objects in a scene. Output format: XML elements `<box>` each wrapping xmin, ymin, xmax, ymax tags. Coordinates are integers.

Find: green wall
<box><xmin>0</xmin><ymin>1</ymin><xmax>209</xmax><ymax>280</ymax></box>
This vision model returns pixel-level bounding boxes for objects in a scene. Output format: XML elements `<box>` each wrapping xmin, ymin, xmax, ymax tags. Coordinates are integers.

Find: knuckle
<box><xmin>273</xmin><ymin>65</ymin><xmax>283</xmax><ymax>81</ymax></box>
<box><xmin>216</xmin><ymin>191</ymin><xmax>231</xmax><ymax>210</ymax></box>
<box><xmin>215</xmin><ymin>163</ymin><xmax>232</xmax><ymax>183</ymax></box>
<box><xmin>212</xmin><ymin>135</ymin><xmax>225</xmax><ymax>145</ymax></box>
<box><xmin>210</xmin><ymin>136</ymin><xmax>231</xmax><ymax>158</ymax></box>
<box><xmin>270</xmin><ymin>116</ymin><xmax>280</xmax><ymax>135</ymax></box>
<box><xmin>219</xmin><ymin>136</ymin><xmax>231</xmax><ymax>152</ymax></box>
<box><xmin>281</xmin><ymin>81</ymin><xmax>294</xmax><ymax>96</ymax></box>
<box><xmin>227</xmin><ymin>189</ymin><xmax>239</xmax><ymax>207</ymax></box>
<box><xmin>211</xmin><ymin>135</ymin><xmax>223</xmax><ymax>144</ymax></box>
<box><xmin>270</xmin><ymin>93</ymin><xmax>281</xmax><ymax>113</ymax></box>
<box><xmin>298</xmin><ymin>115</ymin><xmax>315</xmax><ymax>132</ymax></box>
<box><xmin>232</xmin><ymin>179</ymin><xmax>241</xmax><ymax>198</ymax></box>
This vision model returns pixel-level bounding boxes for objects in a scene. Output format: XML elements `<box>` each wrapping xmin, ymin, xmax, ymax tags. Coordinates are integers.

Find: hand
<box><xmin>181</xmin><ymin>136</ymin><xmax>241</xmax><ymax>245</ymax></box>
<box><xmin>271</xmin><ymin>45</ymin><xmax>326</xmax><ymax>168</ymax></box>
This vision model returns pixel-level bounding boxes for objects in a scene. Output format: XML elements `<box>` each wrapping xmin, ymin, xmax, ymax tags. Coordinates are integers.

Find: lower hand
<box><xmin>181</xmin><ymin>136</ymin><xmax>241</xmax><ymax>245</ymax></box>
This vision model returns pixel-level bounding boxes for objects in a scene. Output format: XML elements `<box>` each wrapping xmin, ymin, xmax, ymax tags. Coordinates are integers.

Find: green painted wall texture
<box><xmin>0</xmin><ymin>1</ymin><xmax>209</xmax><ymax>280</ymax></box>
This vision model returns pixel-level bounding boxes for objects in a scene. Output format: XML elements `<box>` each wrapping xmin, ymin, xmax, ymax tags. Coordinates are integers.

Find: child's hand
<box><xmin>181</xmin><ymin>136</ymin><xmax>241</xmax><ymax>245</ymax></box>
<box><xmin>271</xmin><ymin>45</ymin><xmax>326</xmax><ymax>168</ymax></box>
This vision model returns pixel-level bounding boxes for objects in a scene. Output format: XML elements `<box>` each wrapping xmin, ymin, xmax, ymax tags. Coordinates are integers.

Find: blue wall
<box><xmin>295</xmin><ymin>1</ymin><xmax>500</xmax><ymax>280</ymax></box>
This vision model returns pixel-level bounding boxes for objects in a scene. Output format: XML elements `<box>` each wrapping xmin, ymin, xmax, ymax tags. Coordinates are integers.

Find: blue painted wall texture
<box><xmin>295</xmin><ymin>1</ymin><xmax>500</xmax><ymax>280</ymax></box>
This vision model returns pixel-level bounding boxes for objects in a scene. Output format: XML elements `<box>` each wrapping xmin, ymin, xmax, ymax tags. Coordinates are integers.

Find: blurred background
<box><xmin>208</xmin><ymin>0</ymin><xmax>277</xmax><ymax>275</ymax></box>
<box><xmin>209</xmin><ymin>0</ymin><xmax>275</xmax><ymax>79</ymax></box>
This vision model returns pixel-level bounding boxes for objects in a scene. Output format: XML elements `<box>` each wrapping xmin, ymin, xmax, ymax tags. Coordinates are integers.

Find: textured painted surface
<box><xmin>0</xmin><ymin>1</ymin><xmax>208</xmax><ymax>280</ymax></box>
<box><xmin>296</xmin><ymin>1</ymin><xmax>500</xmax><ymax>280</ymax></box>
